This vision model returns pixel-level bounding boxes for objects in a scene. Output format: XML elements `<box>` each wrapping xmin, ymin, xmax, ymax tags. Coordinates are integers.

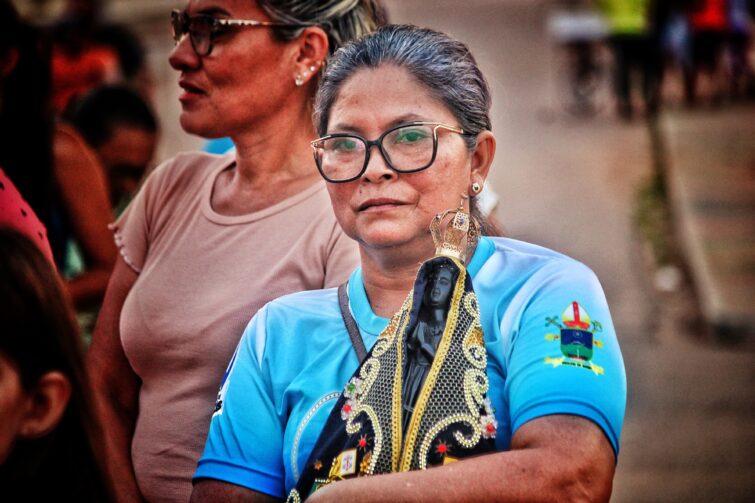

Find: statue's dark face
<box><xmin>427</xmin><ymin>268</ymin><xmax>454</xmax><ymax>307</ymax></box>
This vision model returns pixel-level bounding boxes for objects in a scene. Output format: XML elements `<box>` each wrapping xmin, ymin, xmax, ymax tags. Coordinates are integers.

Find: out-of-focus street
<box><xmin>37</xmin><ymin>0</ymin><xmax>754</xmax><ymax>500</ymax></box>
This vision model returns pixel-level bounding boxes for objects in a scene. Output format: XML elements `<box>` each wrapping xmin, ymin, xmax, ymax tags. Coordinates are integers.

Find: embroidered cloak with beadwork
<box><xmin>287</xmin><ymin>255</ymin><xmax>497</xmax><ymax>502</ymax></box>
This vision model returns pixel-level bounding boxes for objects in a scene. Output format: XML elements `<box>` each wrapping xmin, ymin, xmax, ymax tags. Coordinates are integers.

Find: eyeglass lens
<box><xmin>314</xmin><ymin>124</ymin><xmax>437</xmax><ymax>182</ymax></box>
<box><xmin>171</xmin><ymin>10</ymin><xmax>214</xmax><ymax>56</ymax></box>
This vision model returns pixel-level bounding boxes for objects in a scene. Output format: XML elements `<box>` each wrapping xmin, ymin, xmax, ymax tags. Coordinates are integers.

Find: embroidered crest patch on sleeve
<box><xmin>543</xmin><ymin>301</ymin><xmax>605</xmax><ymax>375</ymax></box>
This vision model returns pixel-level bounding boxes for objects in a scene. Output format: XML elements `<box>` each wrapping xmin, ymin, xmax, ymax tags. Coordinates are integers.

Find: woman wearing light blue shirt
<box><xmin>193</xmin><ymin>25</ymin><xmax>626</xmax><ymax>503</ymax></box>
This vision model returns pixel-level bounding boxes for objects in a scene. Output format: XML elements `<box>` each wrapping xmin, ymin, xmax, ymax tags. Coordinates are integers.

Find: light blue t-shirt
<box><xmin>195</xmin><ymin>237</ymin><xmax>626</xmax><ymax>497</ymax></box>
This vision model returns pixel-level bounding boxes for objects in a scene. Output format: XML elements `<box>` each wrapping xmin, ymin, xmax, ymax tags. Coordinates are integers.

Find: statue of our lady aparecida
<box><xmin>289</xmin><ymin>205</ymin><xmax>498</xmax><ymax>503</ymax></box>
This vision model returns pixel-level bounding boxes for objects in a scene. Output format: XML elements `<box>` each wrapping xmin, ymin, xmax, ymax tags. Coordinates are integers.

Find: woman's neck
<box><xmin>359</xmin><ymin>240</ymin><xmax>436</xmax><ymax>318</ymax></box>
<box><xmin>211</xmin><ymin>102</ymin><xmax>322</xmax><ymax>215</ymax></box>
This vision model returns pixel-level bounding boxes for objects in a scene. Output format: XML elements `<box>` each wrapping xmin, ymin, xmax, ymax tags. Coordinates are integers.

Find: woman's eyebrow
<box><xmin>194</xmin><ymin>7</ymin><xmax>231</xmax><ymax>17</ymax></box>
<box><xmin>329</xmin><ymin>122</ymin><xmax>362</xmax><ymax>134</ymax></box>
<box><xmin>390</xmin><ymin>113</ymin><xmax>428</xmax><ymax>125</ymax></box>
<box><xmin>328</xmin><ymin>114</ymin><xmax>433</xmax><ymax>134</ymax></box>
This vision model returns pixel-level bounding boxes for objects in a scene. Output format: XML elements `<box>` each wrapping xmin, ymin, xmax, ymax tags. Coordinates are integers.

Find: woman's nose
<box><xmin>361</xmin><ymin>146</ymin><xmax>396</xmax><ymax>183</ymax></box>
<box><xmin>169</xmin><ymin>35</ymin><xmax>200</xmax><ymax>71</ymax></box>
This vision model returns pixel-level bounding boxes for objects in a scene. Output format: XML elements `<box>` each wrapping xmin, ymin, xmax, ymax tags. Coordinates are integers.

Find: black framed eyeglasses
<box><xmin>311</xmin><ymin>122</ymin><xmax>469</xmax><ymax>183</ymax></box>
<box><xmin>170</xmin><ymin>9</ymin><xmax>313</xmax><ymax>57</ymax></box>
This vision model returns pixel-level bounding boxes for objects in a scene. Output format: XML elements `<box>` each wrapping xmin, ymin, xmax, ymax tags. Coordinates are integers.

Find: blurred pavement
<box><xmin>664</xmin><ymin>106</ymin><xmax>755</xmax><ymax>338</ymax></box>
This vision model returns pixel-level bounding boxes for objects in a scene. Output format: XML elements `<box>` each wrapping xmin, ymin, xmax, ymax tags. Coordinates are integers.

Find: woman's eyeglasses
<box><xmin>170</xmin><ymin>9</ymin><xmax>312</xmax><ymax>57</ymax></box>
<box><xmin>311</xmin><ymin>122</ymin><xmax>469</xmax><ymax>183</ymax></box>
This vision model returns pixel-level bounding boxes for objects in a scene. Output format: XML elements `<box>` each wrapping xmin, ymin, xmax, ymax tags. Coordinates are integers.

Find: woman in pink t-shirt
<box><xmin>87</xmin><ymin>2</ymin><xmax>384</xmax><ymax>502</ymax></box>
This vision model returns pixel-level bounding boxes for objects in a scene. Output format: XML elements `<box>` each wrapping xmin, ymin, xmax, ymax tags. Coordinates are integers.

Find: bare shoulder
<box><xmin>53</xmin><ymin>123</ymin><xmax>98</xmax><ymax>167</ymax></box>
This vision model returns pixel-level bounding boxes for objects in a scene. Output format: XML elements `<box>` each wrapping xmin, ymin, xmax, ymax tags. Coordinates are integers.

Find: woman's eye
<box><xmin>394</xmin><ymin>128</ymin><xmax>429</xmax><ymax>144</ymax></box>
<box><xmin>331</xmin><ymin>138</ymin><xmax>359</xmax><ymax>151</ymax></box>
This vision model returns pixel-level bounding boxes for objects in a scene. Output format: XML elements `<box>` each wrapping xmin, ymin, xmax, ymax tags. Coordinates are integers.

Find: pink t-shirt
<box><xmin>111</xmin><ymin>152</ymin><xmax>358</xmax><ymax>502</ymax></box>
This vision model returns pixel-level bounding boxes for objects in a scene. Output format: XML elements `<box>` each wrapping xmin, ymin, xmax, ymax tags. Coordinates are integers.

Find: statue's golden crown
<box><xmin>430</xmin><ymin>207</ymin><xmax>480</xmax><ymax>262</ymax></box>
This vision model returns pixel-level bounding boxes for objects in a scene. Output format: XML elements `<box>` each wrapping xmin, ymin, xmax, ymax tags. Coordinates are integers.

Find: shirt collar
<box><xmin>348</xmin><ymin>236</ymin><xmax>496</xmax><ymax>335</ymax></box>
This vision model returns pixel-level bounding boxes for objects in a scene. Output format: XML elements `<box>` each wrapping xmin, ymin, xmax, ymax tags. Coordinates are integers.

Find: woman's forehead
<box><xmin>328</xmin><ymin>64</ymin><xmax>454</xmax><ymax>131</ymax></box>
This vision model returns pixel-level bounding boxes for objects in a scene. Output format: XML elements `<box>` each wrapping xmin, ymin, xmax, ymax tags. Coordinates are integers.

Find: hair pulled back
<box><xmin>259</xmin><ymin>0</ymin><xmax>386</xmax><ymax>55</ymax></box>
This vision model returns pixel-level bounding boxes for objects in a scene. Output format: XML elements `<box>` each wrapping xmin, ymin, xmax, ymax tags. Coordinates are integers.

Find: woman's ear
<box><xmin>18</xmin><ymin>371</ymin><xmax>72</xmax><ymax>439</ymax></box>
<box><xmin>292</xmin><ymin>26</ymin><xmax>329</xmax><ymax>87</ymax></box>
<box><xmin>468</xmin><ymin>130</ymin><xmax>496</xmax><ymax>190</ymax></box>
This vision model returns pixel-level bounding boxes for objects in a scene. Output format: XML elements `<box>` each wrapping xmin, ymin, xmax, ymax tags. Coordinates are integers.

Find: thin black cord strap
<box><xmin>337</xmin><ymin>282</ymin><xmax>367</xmax><ymax>364</ymax></box>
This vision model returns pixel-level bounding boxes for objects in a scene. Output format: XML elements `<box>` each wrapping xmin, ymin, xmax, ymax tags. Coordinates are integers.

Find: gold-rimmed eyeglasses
<box><xmin>311</xmin><ymin>122</ymin><xmax>469</xmax><ymax>183</ymax></box>
<box><xmin>170</xmin><ymin>9</ymin><xmax>313</xmax><ymax>57</ymax></box>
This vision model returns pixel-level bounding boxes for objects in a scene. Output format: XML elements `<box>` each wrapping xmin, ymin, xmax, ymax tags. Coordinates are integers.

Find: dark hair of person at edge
<box><xmin>0</xmin><ymin>227</ymin><xmax>114</xmax><ymax>501</ymax></box>
<box><xmin>0</xmin><ymin>0</ymin><xmax>56</xmax><ymax>229</ymax></box>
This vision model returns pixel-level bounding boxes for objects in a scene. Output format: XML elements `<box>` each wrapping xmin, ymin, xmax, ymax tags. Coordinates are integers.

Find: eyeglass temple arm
<box><xmin>218</xmin><ymin>19</ymin><xmax>314</xmax><ymax>28</ymax></box>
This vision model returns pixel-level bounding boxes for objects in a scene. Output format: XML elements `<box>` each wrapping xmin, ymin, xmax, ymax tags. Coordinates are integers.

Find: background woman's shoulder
<box><xmin>144</xmin><ymin>150</ymin><xmax>233</xmax><ymax>197</ymax></box>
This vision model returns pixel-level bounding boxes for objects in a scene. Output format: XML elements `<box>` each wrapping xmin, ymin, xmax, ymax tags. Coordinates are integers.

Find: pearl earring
<box><xmin>294</xmin><ymin>74</ymin><xmax>304</xmax><ymax>86</ymax></box>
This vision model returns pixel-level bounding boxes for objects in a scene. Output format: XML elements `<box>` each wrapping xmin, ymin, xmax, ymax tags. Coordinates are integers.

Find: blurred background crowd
<box><xmin>2</xmin><ymin>0</ymin><xmax>753</xmax><ymax>323</ymax></box>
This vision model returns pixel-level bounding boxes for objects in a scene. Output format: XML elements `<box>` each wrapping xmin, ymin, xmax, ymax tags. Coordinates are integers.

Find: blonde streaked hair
<box><xmin>258</xmin><ymin>0</ymin><xmax>387</xmax><ymax>54</ymax></box>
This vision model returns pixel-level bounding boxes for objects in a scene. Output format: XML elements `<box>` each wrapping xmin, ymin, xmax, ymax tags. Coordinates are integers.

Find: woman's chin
<box><xmin>179</xmin><ymin>114</ymin><xmax>224</xmax><ymax>138</ymax></box>
<box><xmin>357</xmin><ymin>229</ymin><xmax>430</xmax><ymax>256</ymax></box>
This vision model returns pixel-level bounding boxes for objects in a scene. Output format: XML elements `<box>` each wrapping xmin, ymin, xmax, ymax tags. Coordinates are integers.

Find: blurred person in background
<box><xmin>87</xmin><ymin>1</ymin><xmax>384</xmax><ymax>501</ymax></box>
<box><xmin>0</xmin><ymin>0</ymin><xmax>117</xmax><ymax>310</ymax></box>
<box><xmin>65</xmin><ymin>84</ymin><xmax>158</xmax><ymax>215</ymax></box>
<box><xmin>727</xmin><ymin>0</ymin><xmax>754</xmax><ymax>98</ymax></box>
<box><xmin>597</xmin><ymin>0</ymin><xmax>660</xmax><ymax>119</ymax></box>
<box><xmin>683</xmin><ymin>0</ymin><xmax>729</xmax><ymax>104</ymax></box>
<box><xmin>50</xmin><ymin>0</ymin><xmax>152</xmax><ymax>113</ymax></box>
<box><xmin>0</xmin><ymin>227</ymin><xmax>113</xmax><ymax>502</ymax></box>
<box><xmin>50</xmin><ymin>0</ymin><xmax>119</xmax><ymax>114</ymax></box>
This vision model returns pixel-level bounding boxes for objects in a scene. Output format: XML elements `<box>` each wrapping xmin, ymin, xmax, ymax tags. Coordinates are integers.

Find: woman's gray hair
<box><xmin>258</xmin><ymin>0</ymin><xmax>387</xmax><ymax>54</ymax></box>
<box><xmin>314</xmin><ymin>24</ymin><xmax>492</xmax><ymax>150</ymax></box>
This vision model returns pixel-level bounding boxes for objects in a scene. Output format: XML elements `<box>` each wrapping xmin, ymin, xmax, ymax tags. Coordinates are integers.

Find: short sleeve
<box><xmin>194</xmin><ymin>306</ymin><xmax>287</xmax><ymax>498</ymax></box>
<box><xmin>108</xmin><ymin>160</ymin><xmax>171</xmax><ymax>274</ymax></box>
<box><xmin>505</xmin><ymin>261</ymin><xmax>626</xmax><ymax>455</ymax></box>
<box><xmin>322</xmin><ymin>225</ymin><xmax>359</xmax><ymax>288</ymax></box>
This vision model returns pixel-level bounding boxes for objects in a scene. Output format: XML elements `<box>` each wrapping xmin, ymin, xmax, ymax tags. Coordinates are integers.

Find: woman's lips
<box><xmin>178</xmin><ymin>80</ymin><xmax>206</xmax><ymax>103</ymax></box>
<box><xmin>358</xmin><ymin>198</ymin><xmax>404</xmax><ymax>212</ymax></box>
